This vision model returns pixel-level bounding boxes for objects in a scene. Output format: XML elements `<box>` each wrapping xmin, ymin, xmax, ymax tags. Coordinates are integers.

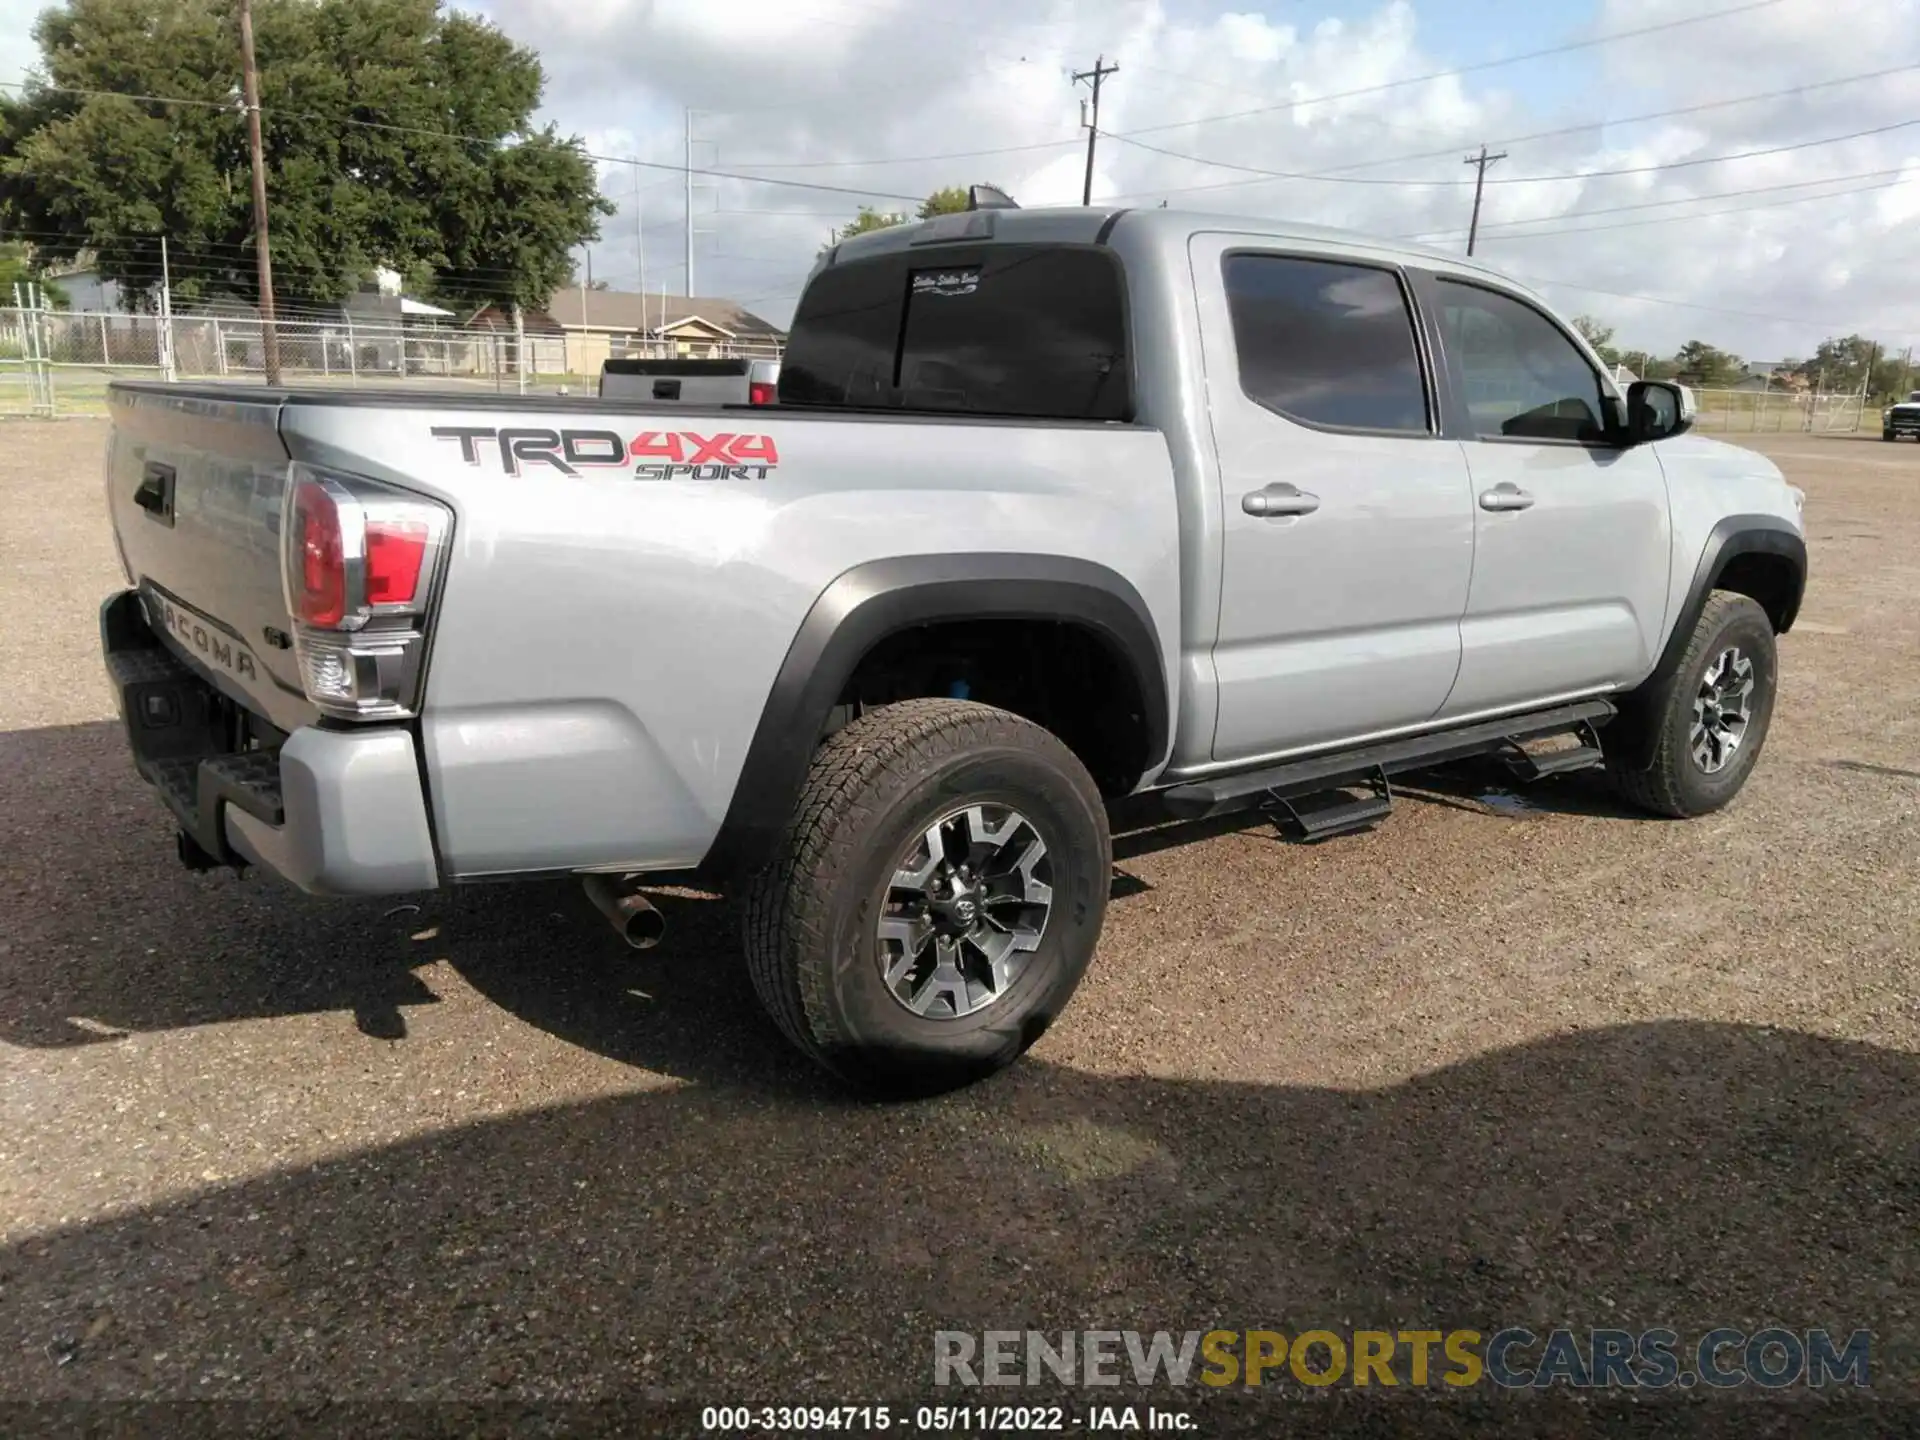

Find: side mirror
<box><xmin>1626</xmin><ymin>379</ymin><xmax>1695</xmax><ymax>444</ymax></box>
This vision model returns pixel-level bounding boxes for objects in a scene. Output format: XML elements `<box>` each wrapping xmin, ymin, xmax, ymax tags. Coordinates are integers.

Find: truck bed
<box><xmin>101</xmin><ymin>379</ymin><xmax>1180</xmax><ymax>888</ymax></box>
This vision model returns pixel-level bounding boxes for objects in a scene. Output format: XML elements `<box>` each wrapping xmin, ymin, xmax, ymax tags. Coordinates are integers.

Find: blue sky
<box><xmin>1283</xmin><ymin>0</ymin><xmax>1605</xmax><ymax>108</ymax></box>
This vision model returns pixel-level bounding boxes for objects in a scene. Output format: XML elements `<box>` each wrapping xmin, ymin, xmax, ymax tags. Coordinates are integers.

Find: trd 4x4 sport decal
<box><xmin>430</xmin><ymin>426</ymin><xmax>780</xmax><ymax>480</ymax></box>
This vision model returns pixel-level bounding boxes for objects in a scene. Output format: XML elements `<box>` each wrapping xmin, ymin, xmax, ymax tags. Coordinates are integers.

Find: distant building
<box><xmin>471</xmin><ymin>288</ymin><xmax>787</xmax><ymax>374</ymax></box>
<box><xmin>42</xmin><ymin>262</ymin><xmax>122</xmax><ymax>311</ymax></box>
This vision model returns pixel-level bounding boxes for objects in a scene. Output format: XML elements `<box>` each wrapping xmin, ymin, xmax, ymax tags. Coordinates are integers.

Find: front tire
<box><xmin>743</xmin><ymin>699</ymin><xmax>1111</xmax><ymax>1096</ymax></box>
<box><xmin>1607</xmin><ymin>591</ymin><xmax>1779</xmax><ymax>818</ymax></box>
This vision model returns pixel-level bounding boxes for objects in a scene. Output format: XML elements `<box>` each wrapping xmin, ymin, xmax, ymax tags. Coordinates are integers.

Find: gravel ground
<box><xmin>1</xmin><ymin>420</ymin><xmax>1916</xmax><ymax>1434</ymax></box>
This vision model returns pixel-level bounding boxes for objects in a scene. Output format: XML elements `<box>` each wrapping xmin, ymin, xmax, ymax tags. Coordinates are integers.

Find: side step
<box><xmin>1161</xmin><ymin>699</ymin><xmax>1617</xmax><ymax>822</ymax></box>
<box><xmin>1502</xmin><ymin>720</ymin><xmax>1607</xmax><ymax>781</ymax></box>
<box><xmin>1267</xmin><ymin>770</ymin><xmax>1394</xmax><ymax>842</ymax></box>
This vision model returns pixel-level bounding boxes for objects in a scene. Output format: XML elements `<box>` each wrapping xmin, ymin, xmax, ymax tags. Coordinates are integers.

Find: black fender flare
<box><xmin>700</xmin><ymin>554</ymin><xmax>1169</xmax><ymax>879</ymax></box>
<box><xmin>1614</xmin><ymin>514</ymin><xmax>1806</xmax><ymax>767</ymax></box>
<box><xmin>1652</xmin><ymin>514</ymin><xmax>1806</xmax><ymax>684</ymax></box>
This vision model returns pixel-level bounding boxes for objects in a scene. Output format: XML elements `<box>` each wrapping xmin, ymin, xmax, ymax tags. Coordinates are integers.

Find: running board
<box><xmin>1161</xmin><ymin>700</ymin><xmax>1617</xmax><ymax>821</ymax></box>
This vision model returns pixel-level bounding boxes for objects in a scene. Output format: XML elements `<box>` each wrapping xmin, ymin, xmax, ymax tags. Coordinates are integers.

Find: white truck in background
<box><xmin>1883</xmin><ymin>389</ymin><xmax>1920</xmax><ymax>441</ymax></box>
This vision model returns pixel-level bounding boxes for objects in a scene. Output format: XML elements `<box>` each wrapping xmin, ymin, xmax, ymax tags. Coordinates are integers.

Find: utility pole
<box><xmin>684</xmin><ymin>109</ymin><xmax>696</xmax><ymax>299</ymax></box>
<box><xmin>237</xmin><ymin>0</ymin><xmax>280</xmax><ymax>384</ymax></box>
<box><xmin>1462</xmin><ymin>144</ymin><xmax>1508</xmax><ymax>257</ymax></box>
<box><xmin>633</xmin><ymin>159</ymin><xmax>647</xmax><ymax>333</ymax></box>
<box><xmin>1073</xmin><ymin>56</ymin><xmax>1119</xmax><ymax>207</ymax></box>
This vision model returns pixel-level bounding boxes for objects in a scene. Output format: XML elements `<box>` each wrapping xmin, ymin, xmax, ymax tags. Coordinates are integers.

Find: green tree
<box><xmin>1872</xmin><ymin>347</ymin><xmax>1912</xmax><ymax>401</ymax></box>
<box><xmin>0</xmin><ymin>242</ymin><xmax>69</xmax><ymax>306</ymax></box>
<box><xmin>1671</xmin><ymin>340</ymin><xmax>1743</xmax><ymax>388</ymax></box>
<box><xmin>0</xmin><ymin>0</ymin><xmax>611</xmax><ymax>312</ymax></box>
<box><xmin>821</xmin><ymin>186</ymin><xmax>999</xmax><ymax>253</ymax></box>
<box><xmin>917</xmin><ymin>187</ymin><xmax>972</xmax><ymax>219</ymax></box>
<box><xmin>1570</xmin><ymin>314</ymin><xmax>1621</xmax><ymax>367</ymax></box>
<box><xmin>833</xmin><ymin>205</ymin><xmax>913</xmax><ymax>242</ymax></box>
<box><xmin>1790</xmin><ymin>334</ymin><xmax>1907</xmax><ymax>396</ymax></box>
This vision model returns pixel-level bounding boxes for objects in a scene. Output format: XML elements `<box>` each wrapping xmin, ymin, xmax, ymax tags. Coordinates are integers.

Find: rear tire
<box><xmin>1606</xmin><ymin>591</ymin><xmax>1778</xmax><ymax>818</ymax></box>
<box><xmin>742</xmin><ymin>699</ymin><xmax>1111</xmax><ymax>1097</ymax></box>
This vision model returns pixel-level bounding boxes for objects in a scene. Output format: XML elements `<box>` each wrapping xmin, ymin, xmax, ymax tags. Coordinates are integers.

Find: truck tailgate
<box><xmin>104</xmin><ymin>387</ymin><xmax>317</xmax><ymax>734</ymax></box>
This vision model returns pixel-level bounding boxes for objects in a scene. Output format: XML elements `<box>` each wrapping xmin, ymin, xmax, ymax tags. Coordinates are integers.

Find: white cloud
<box><xmin>378</xmin><ymin>0</ymin><xmax>1920</xmax><ymax>355</ymax></box>
<box><xmin>0</xmin><ymin>0</ymin><xmax>46</xmax><ymax>87</ymax></box>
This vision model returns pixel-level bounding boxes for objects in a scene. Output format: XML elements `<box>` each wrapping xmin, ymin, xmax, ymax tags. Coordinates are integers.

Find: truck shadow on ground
<box><xmin>5</xmin><ymin>724</ymin><xmax>1916</xmax><ymax>1428</ymax></box>
<box><xmin>0</xmin><ymin>721</ymin><xmax>1681</xmax><ymax>1064</ymax></box>
<box><xmin>0</xmin><ymin>719</ymin><xmax>784</xmax><ymax>1077</ymax></box>
<box><xmin>2</xmin><ymin>1015</ymin><xmax>1914</xmax><ymax>1429</ymax></box>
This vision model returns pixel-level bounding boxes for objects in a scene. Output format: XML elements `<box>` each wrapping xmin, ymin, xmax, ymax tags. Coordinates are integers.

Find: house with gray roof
<box><xmin>470</xmin><ymin>287</ymin><xmax>786</xmax><ymax>374</ymax></box>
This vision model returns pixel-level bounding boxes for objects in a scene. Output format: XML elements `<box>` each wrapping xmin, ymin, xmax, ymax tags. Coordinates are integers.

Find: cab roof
<box><xmin>820</xmin><ymin>203</ymin><xmax>1537</xmax><ymax>299</ymax></box>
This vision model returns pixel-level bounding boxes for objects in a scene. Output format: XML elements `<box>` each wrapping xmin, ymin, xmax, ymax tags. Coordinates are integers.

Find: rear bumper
<box><xmin>101</xmin><ymin>590</ymin><xmax>439</xmax><ymax>895</ymax></box>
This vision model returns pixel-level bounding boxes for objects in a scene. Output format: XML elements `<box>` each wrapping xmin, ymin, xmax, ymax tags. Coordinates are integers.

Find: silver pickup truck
<box><xmin>100</xmin><ymin>201</ymin><xmax>1807</xmax><ymax>1094</ymax></box>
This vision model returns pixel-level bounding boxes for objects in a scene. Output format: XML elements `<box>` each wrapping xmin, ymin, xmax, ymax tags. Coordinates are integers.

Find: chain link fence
<box><xmin>0</xmin><ymin>305</ymin><xmax>784</xmax><ymax>417</ymax></box>
<box><xmin>1684</xmin><ymin>387</ymin><xmax>1867</xmax><ymax>435</ymax></box>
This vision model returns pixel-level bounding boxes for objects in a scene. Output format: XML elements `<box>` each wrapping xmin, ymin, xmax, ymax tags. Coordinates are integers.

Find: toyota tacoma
<box><xmin>99</xmin><ymin>198</ymin><xmax>1808</xmax><ymax>1094</ymax></box>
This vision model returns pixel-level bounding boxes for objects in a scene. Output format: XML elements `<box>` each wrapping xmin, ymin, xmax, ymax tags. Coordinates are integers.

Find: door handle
<box><xmin>1242</xmin><ymin>482</ymin><xmax>1321</xmax><ymax>518</ymax></box>
<box><xmin>1478</xmin><ymin>483</ymin><xmax>1535</xmax><ymax>512</ymax></box>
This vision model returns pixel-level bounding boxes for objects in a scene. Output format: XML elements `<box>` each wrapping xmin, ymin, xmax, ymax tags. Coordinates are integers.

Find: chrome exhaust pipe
<box><xmin>582</xmin><ymin>874</ymin><xmax>666</xmax><ymax>950</ymax></box>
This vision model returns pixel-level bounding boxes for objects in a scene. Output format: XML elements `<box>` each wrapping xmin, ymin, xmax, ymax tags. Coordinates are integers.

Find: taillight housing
<box><xmin>748</xmin><ymin>380</ymin><xmax>777</xmax><ymax>405</ymax></box>
<box><xmin>281</xmin><ymin>465</ymin><xmax>452</xmax><ymax>721</ymax></box>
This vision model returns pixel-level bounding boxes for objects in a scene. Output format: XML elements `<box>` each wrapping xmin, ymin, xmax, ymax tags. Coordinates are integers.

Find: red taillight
<box><xmin>292</xmin><ymin>482</ymin><xmax>345</xmax><ymax>626</ymax></box>
<box><xmin>749</xmin><ymin>381</ymin><xmax>777</xmax><ymax>405</ymax></box>
<box><xmin>365</xmin><ymin>520</ymin><xmax>428</xmax><ymax>606</ymax></box>
<box><xmin>281</xmin><ymin>465</ymin><xmax>451</xmax><ymax>721</ymax></box>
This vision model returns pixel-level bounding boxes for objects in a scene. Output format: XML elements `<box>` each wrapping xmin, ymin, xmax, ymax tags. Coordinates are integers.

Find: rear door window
<box><xmin>779</xmin><ymin>245</ymin><xmax>1132</xmax><ymax>420</ymax></box>
<box><xmin>1221</xmin><ymin>253</ymin><xmax>1431</xmax><ymax>434</ymax></box>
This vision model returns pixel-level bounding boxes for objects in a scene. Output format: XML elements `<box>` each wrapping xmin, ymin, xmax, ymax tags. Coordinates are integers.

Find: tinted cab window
<box><xmin>779</xmin><ymin>244</ymin><xmax>1131</xmax><ymax>420</ymax></box>
<box><xmin>1221</xmin><ymin>253</ymin><xmax>1429</xmax><ymax>433</ymax></box>
<box><xmin>1438</xmin><ymin>281</ymin><xmax>1610</xmax><ymax>442</ymax></box>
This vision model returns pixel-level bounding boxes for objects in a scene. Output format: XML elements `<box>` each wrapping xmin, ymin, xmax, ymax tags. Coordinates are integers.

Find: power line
<box><xmin>712</xmin><ymin>136</ymin><xmax>1080</xmax><ymax>170</ymax></box>
<box><xmin>10</xmin><ymin>31</ymin><xmax>1897</xmax><ymax>209</ymax></box>
<box><xmin>1109</xmin><ymin>114</ymin><xmax>1920</xmax><ymax>194</ymax></box>
<box><xmin>1315</xmin><ymin>62</ymin><xmax>1920</xmax><ymax>178</ymax></box>
<box><xmin>1410</xmin><ymin>165</ymin><xmax>1911</xmax><ymax>241</ymax></box>
<box><xmin>1414</xmin><ymin>173</ymin><xmax>1915</xmax><ymax>244</ymax></box>
<box><xmin>1515</xmin><ymin>270</ymin><xmax>1903</xmax><ymax>334</ymax></box>
<box><xmin>1106</xmin><ymin>60</ymin><xmax>1920</xmax><ymax>202</ymax></box>
<box><xmin>1477</xmin><ymin>115</ymin><xmax>1920</xmax><ymax>186</ymax></box>
<box><xmin>1103</xmin><ymin>0</ymin><xmax>1792</xmax><ymax>141</ymax></box>
<box><xmin>0</xmin><ymin>78</ymin><xmax>927</xmax><ymax>203</ymax></box>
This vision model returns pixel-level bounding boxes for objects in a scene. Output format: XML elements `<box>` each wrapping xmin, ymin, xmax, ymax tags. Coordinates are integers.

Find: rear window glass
<box><xmin>778</xmin><ymin>245</ymin><xmax>1132</xmax><ymax>420</ymax></box>
<box><xmin>1222</xmin><ymin>253</ymin><xmax>1429</xmax><ymax>433</ymax></box>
